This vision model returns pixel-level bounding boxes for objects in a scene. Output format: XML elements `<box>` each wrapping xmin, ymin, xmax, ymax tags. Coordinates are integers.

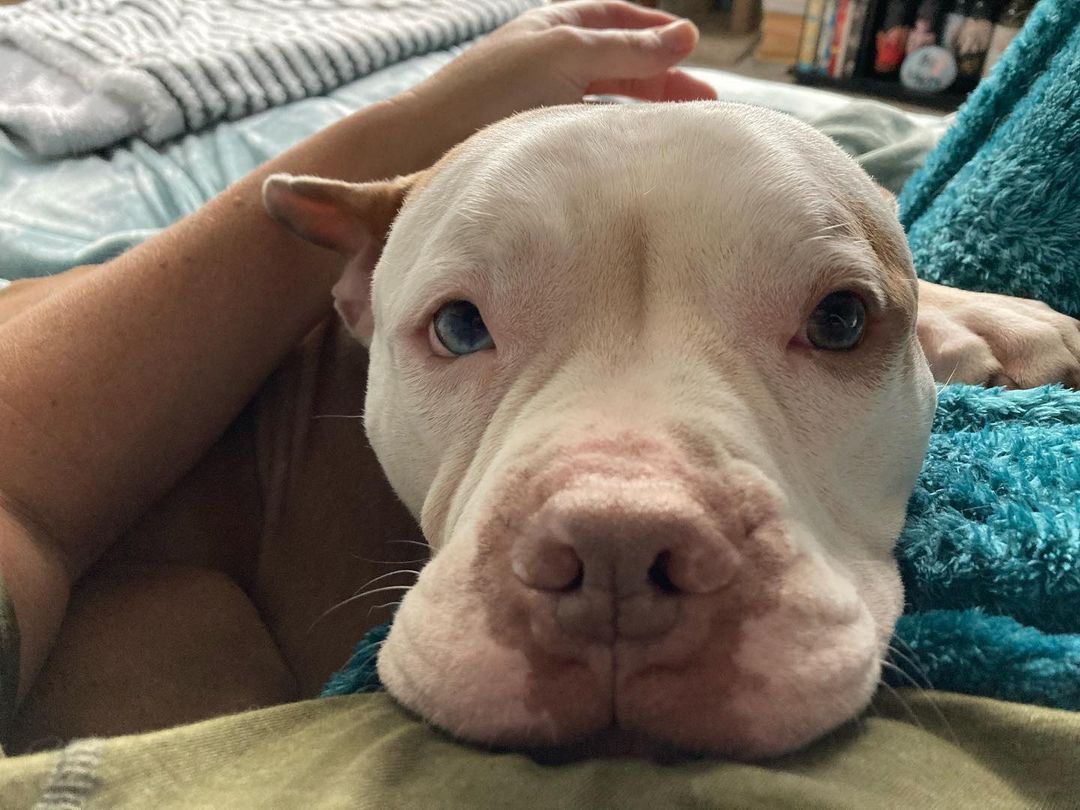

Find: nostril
<box><xmin>648</xmin><ymin>551</ymin><xmax>680</xmax><ymax>595</ymax></box>
<box><xmin>512</xmin><ymin>541</ymin><xmax>585</xmax><ymax>592</ymax></box>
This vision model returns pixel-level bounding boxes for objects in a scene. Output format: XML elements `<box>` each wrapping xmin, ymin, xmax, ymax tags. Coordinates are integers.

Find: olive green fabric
<box><xmin>1</xmin><ymin>690</ymin><xmax>1078</xmax><ymax>809</ymax></box>
<box><xmin>0</xmin><ymin>567</ymin><xmax>19</xmax><ymax>756</ymax></box>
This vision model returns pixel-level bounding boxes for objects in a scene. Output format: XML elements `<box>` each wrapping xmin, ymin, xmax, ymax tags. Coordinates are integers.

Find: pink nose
<box><xmin>510</xmin><ymin>477</ymin><xmax>741</xmax><ymax>642</ymax></box>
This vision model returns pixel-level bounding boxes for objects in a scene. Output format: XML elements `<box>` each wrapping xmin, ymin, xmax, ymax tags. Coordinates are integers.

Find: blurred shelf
<box><xmin>793</xmin><ymin>67</ymin><xmax>968</xmax><ymax>112</ymax></box>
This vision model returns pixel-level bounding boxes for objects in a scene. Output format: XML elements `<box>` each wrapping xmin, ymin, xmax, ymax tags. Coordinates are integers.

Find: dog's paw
<box><xmin>916</xmin><ymin>282</ymin><xmax>1080</xmax><ymax>389</ymax></box>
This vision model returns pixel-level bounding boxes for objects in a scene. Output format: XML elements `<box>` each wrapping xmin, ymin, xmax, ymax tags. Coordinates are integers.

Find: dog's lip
<box><xmin>384</xmin><ymin>585</ymin><xmax>879</xmax><ymax>760</ymax></box>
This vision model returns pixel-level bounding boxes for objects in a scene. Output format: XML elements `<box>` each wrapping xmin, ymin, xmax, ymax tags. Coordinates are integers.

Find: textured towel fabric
<box><xmin>0</xmin><ymin>0</ymin><xmax>539</xmax><ymax>157</ymax></box>
<box><xmin>897</xmin><ymin>0</ymin><xmax>1080</xmax><ymax>319</ymax></box>
<box><xmin>322</xmin><ymin>621</ymin><xmax>388</xmax><ymax>697</ymax></box>
<box><xmin>882</xmin><ymin>0</ymin><xmax>1080</xmax><ymax>709</ymax></box>
<box><xmin>889</xmin><ymin>385</ymin><xmax>1080</xmax><ymax>710</ymax></box>
<box><xmin>325</xmin><ymin>1</ymin><xmax>1080</xmax><ymax>711</ymax></box>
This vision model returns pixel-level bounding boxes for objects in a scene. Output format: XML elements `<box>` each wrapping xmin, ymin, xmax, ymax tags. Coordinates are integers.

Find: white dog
<box><xmin>264</xmin><ymin>101</ymin><xmax>1080</xmax><ymax>758</ymax></box>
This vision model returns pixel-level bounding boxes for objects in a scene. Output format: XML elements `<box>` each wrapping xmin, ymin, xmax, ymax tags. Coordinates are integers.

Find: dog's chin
<box><xmin>379</xmin><ymin>640</ymin><xmax>882</xmax><ymax>761</ymax></box>
<box><xmin>612</xmin><ymin>637</ymin><xmax>884</xmax><ymax>761</ymax></box>
<box><xmin>376</xmin><ymin>568</ymin><xmax>887</xmax><ymax>760</ymax></box>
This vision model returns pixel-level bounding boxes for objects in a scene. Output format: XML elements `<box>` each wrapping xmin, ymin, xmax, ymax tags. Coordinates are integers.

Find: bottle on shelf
<box><xmin>906</xmin><ymin>0</ymin><xmax>943</xmax><ymax>54</ymax></box>
<box><xmin>982</xmin><ymin>0</ymin><xmax>1037</xmax><ymax>76</ymax></box>
<box><xmin>953</xmin><ymin>0</ymin><xmax>996</xmax><ymax>81</ymax></box>
<box><xmin>941</xmin><ymin>0</ymin><xmax>970</xmax><ymax>51</ymax></box>
<box><xmin>874</xmin><ymin>0</ymin><xmax>917</xmax><ymax>74</ymax></box>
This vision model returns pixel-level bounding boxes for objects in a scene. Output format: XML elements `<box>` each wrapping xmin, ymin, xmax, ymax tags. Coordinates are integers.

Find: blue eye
<box><xmin>807</xmin><ymin>291</ymin><xmax>866</xmax><ymax>351</ymax></box>
<box><xmin>432</xmin><ymin>300</ymin><xmax>495</xmax><ymax>356</ymax></box>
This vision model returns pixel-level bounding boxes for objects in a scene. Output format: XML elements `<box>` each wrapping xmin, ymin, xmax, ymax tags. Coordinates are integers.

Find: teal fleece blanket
<box><xmin>899</xmin><ymin>0</ymin><xmax>1080</xmax><ymax>320</ymax></box>
<box><xmin>326</xmin><ymin>0</ymin><xmax>1080</xmax><ymax>713</ymax></box>
<box><xmin>886</xmin><ymin>0</ymin><xmax>1080</xmax><ymax>709</ymax></box>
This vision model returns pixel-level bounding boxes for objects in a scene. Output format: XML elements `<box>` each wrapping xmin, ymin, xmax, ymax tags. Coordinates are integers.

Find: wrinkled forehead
<box><xmin>381</xmin><ymin>102</ymin><xmax>912</xmax><ymax>317</ymax></box>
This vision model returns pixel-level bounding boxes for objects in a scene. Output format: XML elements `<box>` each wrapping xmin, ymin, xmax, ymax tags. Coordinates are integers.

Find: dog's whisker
<box><xmin>387</xmin><ymin>539</ymin><xmax>433</xmax><ymax>551</ymax></box>
<box><xmin>872</xmin><ymin>626</ymin><xmax>933</xmax><ymax>686</ymax></box>
<box><xmin>880</xmin><ymin>660</ymin><xmax>958</xmax><ymax>745</ymax></box>
<box><xmin>308</xmin><ymin>585</ymin><xmax>416</xmax><ymax>633</ymax></box>
<box><xmin>351</xmin><ymin>553</ymin><xmax>429</xmax><ymax>565</ymax></box>
<box><xmin>889</xmin><ymin>637</ymin><xmax>940</xmax><ymax>692</ymax></box>
<box><xmin>942</xmin><ymin>361</ymin><xmax>961</xmax><ymax>387</ymax></box>
<box><xmin>886</xmin><ymin>642</ymin><xmax>934</xmax><ymax>689</ymax></box>
<box><xmin>880</xmin><ymin>659</ymin><xmax>922</xmax><ymax>690</ymax></box>
<box><xmin>890</xmin><ymin>633</ymin><xmax>924</xmax><ymax>661</ymax></box>
<box><xmin>312</xmin><ymin>413</ymin><xmax>365</xmax><ymax>420</ymax></box>
<box><xmin>368</xmin><ymin>600</ymin><xmax>404</xmax><ymax>614</ymax></box>
<box><xmin>876</xmin><ymin>626</ymin><xmax>946</xmax><ymax>738</ymax></box>
<box><xmin>351</xmin><ymin>584</ymin><xmax>415</xmax><ymax>600</ymax></box>
<box><xmin>876</xmin><ymin>679</ymin><xmax>928</xmax><ymax>733</ymax></box>
<box><xmin>353</xmin><ymin>568</ymin><xmax>421</xmax><ymax>595</ymax></box>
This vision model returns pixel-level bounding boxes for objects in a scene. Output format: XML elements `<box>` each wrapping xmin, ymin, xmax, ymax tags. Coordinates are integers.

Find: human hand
<box><xmin>405</xmin><ymin>1</ymin><xmax>716</xmax><ymax>132</ymax></box>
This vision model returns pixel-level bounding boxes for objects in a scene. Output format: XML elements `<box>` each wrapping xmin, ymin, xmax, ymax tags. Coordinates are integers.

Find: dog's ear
<box><xmin>262</xmin><ymin>172</ymin><xmax>415</xmax><ymax>254</ymax></box>
<box><xmin>262</xmin><ymin>172</ymin><xmax>420</xmax><ymax>342</ymax></box>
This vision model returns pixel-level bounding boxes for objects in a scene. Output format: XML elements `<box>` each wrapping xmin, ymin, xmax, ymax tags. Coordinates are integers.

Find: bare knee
<box><xmin>0</xmin><ymin>506</ymin><xmax>71</xmax><ymax>711</ymax></box>
<box><xmin>11</xmin><ymin>561</ymin><xmax>299</xmax><ymax>750</ymax></box>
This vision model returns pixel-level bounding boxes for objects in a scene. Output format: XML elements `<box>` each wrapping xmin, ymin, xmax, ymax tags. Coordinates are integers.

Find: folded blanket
<box><xmin>326</xmin><ymin>0</ymin><xmax>1080</xmax><ymax>713</ymax></box>
<box><xmin>890</xmin><ymin>385</ymin><xmax>1080</xmax><ymax>710</ymax></box>
<box><xmin>0</xmin><ymin>0</ymin><xmax>538</xmax><ymax>157</ymax></box>
<box><xmin>898</xmin><ymin>0</ymin><xmax>1080</xmax><ymax>320</ymax></box>
<box><xmin>883</xmin><ymin>0</ymin><xmax>1080</xmax><ymax>710</ymax></box>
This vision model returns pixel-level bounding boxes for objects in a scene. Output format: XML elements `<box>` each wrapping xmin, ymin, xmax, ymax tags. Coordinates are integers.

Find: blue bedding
<box><xmin>0</xmin><ymin>49</ymin><xmax>456</xmax><ymax>278</ymax></box>
<box><xmin>0</xmin><ymin>61</ymin><xmax>938</xmax><ymax>280</ymax></box>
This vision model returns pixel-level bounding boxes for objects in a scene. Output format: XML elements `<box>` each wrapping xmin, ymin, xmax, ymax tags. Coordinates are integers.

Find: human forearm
<box><xmin>0</xmin><ymin>0</ymin><xmax>711</xmax><ymax>573</ymax></box>
<box><xmin>0</xmin><ymin>96</ymin><xmax>452</xmax><ymax>565</ymax></box>
<box><xmin>0</xmin><ymin>92</ymin><xmax>488</xmax><ymax>702</ymax></box>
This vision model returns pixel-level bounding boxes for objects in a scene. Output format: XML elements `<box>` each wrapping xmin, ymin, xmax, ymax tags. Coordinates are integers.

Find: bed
<box><xmin>2</xmin><ymin>6</ymin><xmax>1079</xmax><ymax>808</ymax></box>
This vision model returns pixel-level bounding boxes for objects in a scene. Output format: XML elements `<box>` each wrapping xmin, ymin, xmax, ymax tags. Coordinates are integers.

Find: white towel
<box><xmin>0</xmin><ymin>0</ymin><xmax>540</xmax><ymax>158</ymax></box>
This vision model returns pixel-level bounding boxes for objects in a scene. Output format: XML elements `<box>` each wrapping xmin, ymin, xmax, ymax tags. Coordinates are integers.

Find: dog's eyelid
<box><xmin>847</xmin><ymin>281</ymin><xmax>886</xmax><ymax>313</ymax></box>
<box><xmin>810</xmin><ymin>270</ymin><xmax>886</xmax><ymax>315</ymax></box>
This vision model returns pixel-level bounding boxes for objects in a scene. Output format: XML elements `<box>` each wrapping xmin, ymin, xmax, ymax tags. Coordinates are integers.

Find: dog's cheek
<box><xmin>729</xmin><ymin>601</ymin><xmax>882</xmax><ymax>756</ymax></box>
<box><xmin>824</xmin><ymin>352</ymin><xmax>935</xmax><ymax>533</ymax></box>
<box><xmin>362</xmin><ymin>358</ymin><xmax>436</xmax><ymax>521</ymax></box>
<box><xmin>836</xmin><ymin>555</ymin><xmax>904</xmax><ymax>649</ymax></box>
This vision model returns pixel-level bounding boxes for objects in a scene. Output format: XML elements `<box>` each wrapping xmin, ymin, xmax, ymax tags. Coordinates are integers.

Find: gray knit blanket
<box><xmin>0</xmin><ymin>0</ymin><xmax>540</xmax><ymax>157</ymax></box>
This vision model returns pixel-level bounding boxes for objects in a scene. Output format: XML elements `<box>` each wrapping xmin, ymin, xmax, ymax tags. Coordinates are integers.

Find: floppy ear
<box><xmin>262</xmin><ymin>172</ymin><xmax>419</xmax><ymax>342</ymax></box>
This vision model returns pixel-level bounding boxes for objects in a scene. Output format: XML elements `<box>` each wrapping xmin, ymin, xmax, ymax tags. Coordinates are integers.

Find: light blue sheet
<box><xmin>0</xmin><ymin>49</ymin><xmax>457</xmax><ymax>278</ymax></box>
<box><xmin>0</xmin><ymin>60</ymin><xmax>942</xmax><ymax>280</ymax></box>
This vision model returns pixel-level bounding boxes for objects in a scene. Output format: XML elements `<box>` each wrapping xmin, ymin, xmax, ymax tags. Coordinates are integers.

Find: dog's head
<box><xmin>264</xmin><ymin>102</ymin><xmax>937</xmax><ymax>758</ymax></box>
